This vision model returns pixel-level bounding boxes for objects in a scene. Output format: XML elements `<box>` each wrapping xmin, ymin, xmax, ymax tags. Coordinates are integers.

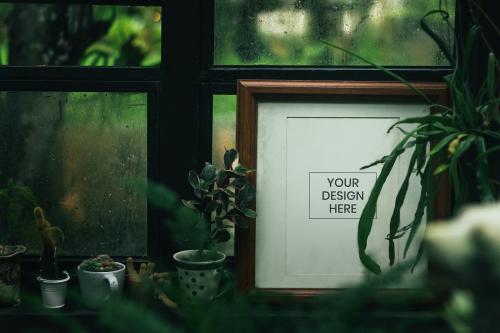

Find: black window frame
<box><xmin>0</xmin><ymin>0</ymin><xmax>476</xmax><ymax>274</ymax></box>
<box><xmin>0</xmin><ymin>0</ymin><xmax>165</xmax><ymax>274</ymax></box>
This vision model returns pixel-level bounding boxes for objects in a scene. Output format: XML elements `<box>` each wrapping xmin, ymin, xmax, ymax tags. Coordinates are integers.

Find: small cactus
<box><xmin>80</xmin><ymin>254</ymin><xmax>122</xmax><ymax>272</ymax></box>
<box><xmin>34</xmin><ymin>207</ymin><xmax>64</xmax><ymax>280</ymax></box>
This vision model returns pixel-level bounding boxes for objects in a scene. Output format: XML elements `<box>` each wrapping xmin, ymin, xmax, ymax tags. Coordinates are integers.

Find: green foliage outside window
<box><xmin>0</xmin><ymin>4</ymin><xmax>161</xmax><ymax>66</ymax></box>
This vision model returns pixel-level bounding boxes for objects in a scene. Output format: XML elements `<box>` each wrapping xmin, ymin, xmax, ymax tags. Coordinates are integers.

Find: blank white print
<box><xmin>255</xmin><ymin>102</ymin><xmax>427</xmax><ymax>289</ymax></box>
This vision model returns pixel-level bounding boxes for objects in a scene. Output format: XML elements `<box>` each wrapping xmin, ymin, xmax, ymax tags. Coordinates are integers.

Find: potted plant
<box><xmin>325</xmin><ymin>8</ymin><xmax>499</xmax><ymax>273</ymax></box>
<box><xmin>174</xmin><ymin>148</ymin><xmax>256</xmax><ymax>302</ymax></box>
<box><xmin>0</xmin><ymin>245</ymin><xmax>26</xmax><ymax>307</ymax></box>
<box><xmin>0</xmin><ymin>181</ymin><xmax>35</xmax><ymax>307</ymax></box>
<box><xmin>77</xmin><ymin>254</ymin><xmax>126</xmax><ymax>307</ymax></box>
<box><xmin>34</xmin><ymin>206</ymin><xmax>69</xmax><ymax>308</ymax></box>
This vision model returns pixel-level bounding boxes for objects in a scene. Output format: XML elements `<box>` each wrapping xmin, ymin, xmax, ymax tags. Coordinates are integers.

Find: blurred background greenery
<box><xmin>214</xmin><ymin>0</ymin><xmax>455</xmax><ymax>66</ymax></box>
<box><xmin>0</xmin><ymin>4</ymin><xmax>161</xmax><ymax>66</ymax></box>
<box><xmin>0</xmin><ymin>91</ymin><xmax>148</xmax><ymax>256</ymax></box>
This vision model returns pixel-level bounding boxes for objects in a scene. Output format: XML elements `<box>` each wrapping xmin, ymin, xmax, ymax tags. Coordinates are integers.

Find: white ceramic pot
<box><xmin>37</xmin><ymin>271</ymin><xmax>70</xmax><ymax>309</ymax></box>
<box><xmin>77</xmin><ymin>262</ymin><xmax>125</xmax><ymax>307</ymax></box>
<box><xmin>173</xmin><ymin>249</ymin><xmax>226</xmax><ymax>303</ymax></box>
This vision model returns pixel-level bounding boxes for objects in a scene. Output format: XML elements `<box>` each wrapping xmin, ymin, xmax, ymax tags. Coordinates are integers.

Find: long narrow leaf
<box><xmin>411</xmin><ymin>242</ymin><xmax>426</xmax><ymax>273</ymax></box>
<box><xmin>487</xmin><ymin>53</ymin><xmax>495</xmax><ymax>100</ymax></box>
<box><xmin>322</xmin><ymin>41</ymin><xmax>434</xmax><ymax>105</ymax></box>
<box><xmin>429</xmin><ymin>133</ymin><xmax>462</xmax><ymax>156</ymax></box>
<box><xmin>449</xmin><ymin>136</ymin><xmax>475</xmax><ymax>209</ymax></box>
<box><xmin>477</xmin><ymin>144</ymin><xmax>500</xmax><ymax>159</ymax></box>
<box><xmin>462</xmin><ymin>25</ymin><xmax>480</xmax><ymax>73</ymax></box>
<box><xmin>387</xmin><ymin>116</ymin><xmax>451</xmax><ymax>133</ymax></box>
<box><xmin>473</xmin><ymin>130</ymin><xmax>500</xmax><ymax>140</ymax></box>
<box><xmin>420</xmin><ymin>10</ymin><xmax>455</xmax><ymax>66</ymax></box>
<box><xmin>358</xmin><ymin>130</ymin><xmax>417</xmax><ymax>274</ymax></box>
<box><xmin>475</xmin><ymin>137</ymin><xmax>496</xmax><ymax>202</ymax></box>
<box><xmin>403</xmin><ymin>157</ymin><xmax>433</xmax><ymax>257</ymax></box>
<box><xmin>388</xmin><ymin>143</ymin><xmax>423</xmax><ymax>265</ymax></box>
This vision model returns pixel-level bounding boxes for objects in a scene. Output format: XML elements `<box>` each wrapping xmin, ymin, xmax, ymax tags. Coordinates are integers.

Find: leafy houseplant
<box><xmin>0</xmin><ymin>181</ymin><xmax>36</xmax><ymax>243</ymax></box>
<box><xmin>173</xmin><ymin>148</ymin><xmax>256</xmax><ymax>303</ymax></box>
<box><xmin>326</xmin><ymin>9</ymin><xmax>499</xmax><ymax>274</ymax></box>
<box><xmin>182</xmin><ymin>148</ymin><xmax>256</xmax><ymax>253</ymax></box>
<box><xmin>34</xmin><ymin>206</ymin><xmax>70</xmax><ymax>308</ymax></box>
<box><xmin>0</xmin><ymin>181</ymin><xmax>35</xmax><ymax>307</ymax></box>
<box><xmin>78</xmin><ymin>254</ymin><xmax>126</xmax><ymax>307</ymax></box>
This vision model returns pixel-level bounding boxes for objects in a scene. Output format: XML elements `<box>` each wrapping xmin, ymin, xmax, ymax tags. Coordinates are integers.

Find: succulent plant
<box><xmin>0</xmin><ymin>180</ymin><xmax>36</xmax><ymax>243</ymax></box>
<box><xmin>34</xmin><ymin>207</ymin><xmax>64</xmax><ymax>280</ymax></box>
<box><xmin>183</xmin><ymin>148</ymin><xmax>256</xmax><ymax>247</ymax></box>
<box><xmin>80</xmin><ymin>254</ymin><xmax>122</xmax><ymax>272</ymax></box>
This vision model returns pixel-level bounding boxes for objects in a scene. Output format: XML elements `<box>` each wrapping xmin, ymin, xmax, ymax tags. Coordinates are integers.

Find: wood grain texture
<box><xmin>235</xmin><ymin>80</ymin><xmax>449</xmax><ymax>301</ymax></box>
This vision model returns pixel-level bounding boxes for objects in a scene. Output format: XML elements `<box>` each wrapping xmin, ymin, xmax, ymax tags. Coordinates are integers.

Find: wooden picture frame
<box><xmin>235</xmin><ymin>80</ymin><xmax>449</xmax><ymax>300</ymax></box>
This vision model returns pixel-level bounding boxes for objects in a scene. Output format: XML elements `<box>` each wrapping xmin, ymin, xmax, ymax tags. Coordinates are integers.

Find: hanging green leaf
<box><xmin>475</xmin><ymin>137</ymin><xmax>495</xmax><ymax>202</ymax></box>
<box><xmin>388</xmin><ymin>143</ymin><xmax>423</xmax><ymax>265</ymax></box>
<box><xmin>358</xmin><ymin>130</ymin><xmax>417</xmax><ymax>274</ymax></box>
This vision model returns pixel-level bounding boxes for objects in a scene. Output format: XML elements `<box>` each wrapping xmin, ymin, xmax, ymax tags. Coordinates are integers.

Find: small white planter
<box><xmin>37</xmin><ymin>271</ymin><xmax>70</xmax><ymax>309</ymax></box>
<box><xmin>173</xmin><ymin>249</ymin><xmax>226</xmax><ymax>303</ymax></box>
<box><xmin>77</xmin><ymin>262</ymin><xmax>125</xmax><ymax>307</ymax></box>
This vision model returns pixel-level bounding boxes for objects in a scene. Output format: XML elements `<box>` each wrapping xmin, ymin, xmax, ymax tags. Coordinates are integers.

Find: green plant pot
<box><xmin>0</xmin><ymin>245</ymin><xmax>26</xmax><ymax>307</ymax></box>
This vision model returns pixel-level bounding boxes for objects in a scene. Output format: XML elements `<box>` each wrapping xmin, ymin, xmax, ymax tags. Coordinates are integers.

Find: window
<box><xmin>0</xmin><ymin>1</ymin><xmax>162</xmax><ymax>264</ymax></box>
<box><xmin>214</xmin><ymin>0</ymin><xmax>455</xmax><ymax>66</ymax></box>
<box><xmin>0</xmin><ymin>4</ymin><xmax>161</xmax><ymax>66</ymax></box>
<box><xmin>0</xmin><ymin>91</ymin><xmax>148</xmax><ymax>256</ymax></box>
<box><xmin>206</xmin><ymin>0</ymin><xmax>457</xmax><ymax>255</ymax></box>
<box><xmin>0</xmin><ymin>0</ymin><xmax>460</xmax><ymax>265</ymax></box>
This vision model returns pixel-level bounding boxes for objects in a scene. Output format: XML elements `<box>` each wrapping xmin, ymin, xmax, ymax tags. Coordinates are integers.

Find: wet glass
<box><xmin>0</xmin><ymin>91</ymin><xmax>148</xmax><ymax>256</ymax></box>
<box><xmin>0</xmin><ymin>4</ymin><xmax>161</xmax><ymax>66</ymax></box>
<box><xmin>214</xmin><ymin>0</ymin><xmax>455</xmax><ymax>66</ymax></box>
<box><xmin>212</xmin><ymin>95</ymin><xmax>237</xmax><ymax>169</ymax></box>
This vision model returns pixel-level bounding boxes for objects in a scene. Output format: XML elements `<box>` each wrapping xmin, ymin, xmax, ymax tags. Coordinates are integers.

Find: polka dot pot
<box><xmin>173</xmin><ymin>250</ymin><xmax>226</xmax><ymax>303</ymax></box>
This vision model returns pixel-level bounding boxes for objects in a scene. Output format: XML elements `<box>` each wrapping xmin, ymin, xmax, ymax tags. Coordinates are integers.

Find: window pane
<box><xmin>0</xmin><ymin>4</ymin><xmax>161</xmax><ymax>66</ymax></box>
<box><xmin>212</xmin><ymin>95</ymin><xmax>237</xmax><ymax>256</ymax></box>
<box><xmin>212</xmin><ymin>95</ymin><xmax>237</xmax><ymax>169</ymax></box>
<box><xmin>0</xmin><ymin>92</ymin><xmax>147</xmax><ymax>256</ymax></box>
<box><xmin>214</xmin><ymin>0</ymin><xmax>455</xmax><ymax>66</ymax></box>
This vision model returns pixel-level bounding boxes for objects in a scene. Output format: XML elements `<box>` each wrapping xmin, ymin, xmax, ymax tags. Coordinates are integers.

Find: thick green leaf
<box><xmin>224</xmin><ymin>149</ymin><xmax>238</xmax><ymax>170</ymax></box>
<box><xmin>475</xmin><ymin>137</ymin><xmax>495</xmax><ymax>202</ymax></box>
<box><xmin>240</xmin><ymin>208</ymin><xmax>257</xmax><ymax>218</ymax></box>
<box><xmin>217</xmin><ymin>169</ymin><xmax>228</xmax><ymax>186</ymax></box>
<box><xmin>388</xmin><ymin>143</ymin><xmax>423</xmax><ymax>266</ymax></box>
<box><xmin>201</xmin><ymin>163</ymin><xmax>217</xmax><ymax>183</ymax></box>
<box><xmin>237</xmin><ymin>184</ymin><xmax>256</xmax><ymax>207</ymax></box>
<box><xmin>182</xmin><ymin>199</ymin><xmax>198</xmax><ymax>211</ymax></box>
<box><xmin>213</xmin><ymin>228</ymin><xmax>230</xmax><ymax>242</ymax></box>
<box><xmin>204</xmin><ymin>200</ymin><xmax>220</xmax><ymax>215</ymax></box>
<box><xmin>188</xmin><ymin>170</ymin><xmax>200</xmax><ymax>190</ymax></box>
<box><xmin>233</xmin><ymin>215</ymin><xmax>249</xmax><ymax>229</ymax></box>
